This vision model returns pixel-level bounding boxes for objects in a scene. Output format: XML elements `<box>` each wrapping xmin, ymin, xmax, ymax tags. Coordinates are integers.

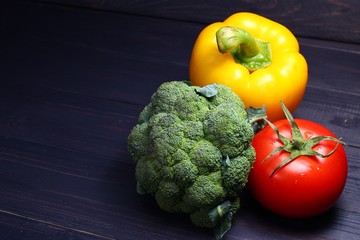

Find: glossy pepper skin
<box><xmin>189</xmin><ymin>12</ymin><xmax>308</xmax><ymax>121</ymax></box>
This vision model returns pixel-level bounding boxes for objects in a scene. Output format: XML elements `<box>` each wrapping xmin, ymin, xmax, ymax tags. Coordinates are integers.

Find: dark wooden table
<box><xmin>1</xmin><ymin>1</ymin><xmax>359</xmax><ymax>240</ymax></box>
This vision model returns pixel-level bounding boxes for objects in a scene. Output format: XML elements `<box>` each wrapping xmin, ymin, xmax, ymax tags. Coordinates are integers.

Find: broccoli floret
<box><xmin>190</xmin><ymin>140</ymin><xmax>222</xmax><ymax>175</ymax></box>
<box><xmin>191</xmin><ymin>208</ymin><xmax>216</xmax><ymax>228</ymax></box>
<box><xmin>150</xmin><ymin>81</ymin><xmax>210</xmax><ymax>121</ymax></box>
<box><xmin>222</xmin><ymin>148</ymin><xmax>255</xmax><ymax>197</ymax></box>
<box><xmin>204</xmin><ymin>103</ymin><xmax>253</xmax><ymax>158</ymax></box>
<box><xmin>128</xmin><ymin>81</ymin><xmax>265</xmax><ymax>240</ymax></box>
<box><xmin>184</xmin><ymin>171</ymin><xmax>225</xmax><ymax>209</ymax></box>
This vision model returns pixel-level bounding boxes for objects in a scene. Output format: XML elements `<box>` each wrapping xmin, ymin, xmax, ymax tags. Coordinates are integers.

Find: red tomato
<box><xmin>248</xmin><ymin>119</ymin><xmax>348</xmax><ymax>218</ymax></box>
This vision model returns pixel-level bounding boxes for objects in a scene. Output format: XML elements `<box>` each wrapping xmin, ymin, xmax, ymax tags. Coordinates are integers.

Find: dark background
<box><xmin>1</xmin><ymin>1</ymin><xmax>359</xmax><ymax>239</ymax></box>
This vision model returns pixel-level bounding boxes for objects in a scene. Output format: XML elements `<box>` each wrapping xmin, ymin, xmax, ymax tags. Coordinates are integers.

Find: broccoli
<box><xmin>128</xmin><ymin>81</ymin><xmax>265</xmax><ymax>239</ymax></box>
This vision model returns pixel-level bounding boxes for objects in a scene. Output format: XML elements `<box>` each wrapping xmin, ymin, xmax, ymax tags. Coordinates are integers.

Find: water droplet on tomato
<box><xmin>304</xmin><ymin>131</ymin><xmax>313</xmax><ymax>139</ymax></box>
<box><xmin>314</xmin><ymin>146</ymin><xmax>321</xmax><ymax>151</ymax></box>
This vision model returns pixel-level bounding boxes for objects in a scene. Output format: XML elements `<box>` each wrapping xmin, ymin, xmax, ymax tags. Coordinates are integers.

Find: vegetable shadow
<box><xmin>241</xmin><ymin>189</ymin><xmax>339</xmax><ymax>235</ymax></box>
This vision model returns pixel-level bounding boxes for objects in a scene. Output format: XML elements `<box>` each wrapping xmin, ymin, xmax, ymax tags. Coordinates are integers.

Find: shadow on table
<box><xmin>234</xmin><ymin>189</ymin><xmax>340</xmax><ymax>238</ymax></box>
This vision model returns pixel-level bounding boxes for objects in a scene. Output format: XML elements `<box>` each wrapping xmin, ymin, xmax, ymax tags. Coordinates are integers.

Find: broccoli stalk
<box><xmin>128</xmin><ymin>81</ymin><xmax>266</xmax><ymax>239</ymax></box>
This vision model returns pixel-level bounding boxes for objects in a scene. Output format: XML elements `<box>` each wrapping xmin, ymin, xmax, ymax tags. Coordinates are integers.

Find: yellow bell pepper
<box><xmin>189</xmin><ymin>12</ymin><xmax>308</xmax><ymax>121</ymax></box>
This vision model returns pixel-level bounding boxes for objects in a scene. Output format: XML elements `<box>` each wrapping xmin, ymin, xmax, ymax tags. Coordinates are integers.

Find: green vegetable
<box><xmin>128</xmin><ymin>81</ymin><xmax>265</xmax><ymax>239</ymax></box>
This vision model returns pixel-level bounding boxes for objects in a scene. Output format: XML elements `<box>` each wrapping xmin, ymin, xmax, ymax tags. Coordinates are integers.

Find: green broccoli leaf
<box><xmin>195</xmin><ymin>84</ymin><xmax>219</xmax><ymax>98</ymax></box>
<box><xmin>222</xmin><ymin>155</ymin><xmax>231</xmax><ymax>167</ymax></box>
<box><xmin>209</xmin><ymin>201</ymin><xmax>233</xmax><ymax>240</ymax></box>
<box><xmin>246</xmin><ymin>106</ymin><xmax>267</xmax><ymax>134</ymax></box>
<box><xmin>136</xmin><ymin>182</ymin><xmax>147</xmax><ymax>195</ymax></box>
<box><xmin>214</xmin><ymin>211</ymin><xmax>233</xmax><ymax>240</ymax></box>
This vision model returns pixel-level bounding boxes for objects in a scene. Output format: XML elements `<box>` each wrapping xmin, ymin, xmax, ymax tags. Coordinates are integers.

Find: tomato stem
<box><xmin>262</xmin><ymin>101</ymin><xmax>346</xmax><ymax>178</ymax></box>
<box><xmin>216</xmin><ymin>26</ymin><xmax>272</xmax><ymax>71</ymax></box>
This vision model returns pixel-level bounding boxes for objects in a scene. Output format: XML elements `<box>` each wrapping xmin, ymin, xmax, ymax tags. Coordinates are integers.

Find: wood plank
<box><xmin>27</xmin><ymin>0</ymin><xmax>360</xmax><ymax>43</ymax></box>
<box><xmin>3</xmin><ymin>2</ymin><xmax>360</xmax><ymax>93</ymax></box>
<box><xmin>296</xmin><ymin>87</ymin><xmax>360</xmax><ymax>147</ymax></box>
<box><xmin>299</xmin><ymin>38</ymin><xmax>360</xmax><ymax>95</ymax></box>
<box><xmin>2</xmin><ymin>1</ymin><xmax>359</xmax><ymax>147</ymax></box>
<box><xmin>0</xmin><ymin>209</ymin><xmax>110</xmax><ymax>240</ymax></box>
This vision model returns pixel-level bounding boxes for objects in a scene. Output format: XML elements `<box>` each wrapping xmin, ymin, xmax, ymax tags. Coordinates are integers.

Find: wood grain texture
<box><xmin>28</xmin><ymin>0</ymin><xmax>360</xmax><ymax>44</ymax></box>
<box><xmin>1</xmin><ymin>1</ymin><xmax>360</xmax><ymax>240</ymax></box>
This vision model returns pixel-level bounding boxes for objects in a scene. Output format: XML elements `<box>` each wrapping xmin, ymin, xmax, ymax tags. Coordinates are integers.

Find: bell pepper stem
<box><xmin>216</xmin><ymin>26</ymin><xmax>272</xmax><ymax>71</ymax></box>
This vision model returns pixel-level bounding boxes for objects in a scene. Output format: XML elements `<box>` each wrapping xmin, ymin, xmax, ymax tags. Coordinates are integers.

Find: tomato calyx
<box><xmin>262</xmin><ymin>102</ymin><xmax>346</xmax><ymax>178</ymax></box>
